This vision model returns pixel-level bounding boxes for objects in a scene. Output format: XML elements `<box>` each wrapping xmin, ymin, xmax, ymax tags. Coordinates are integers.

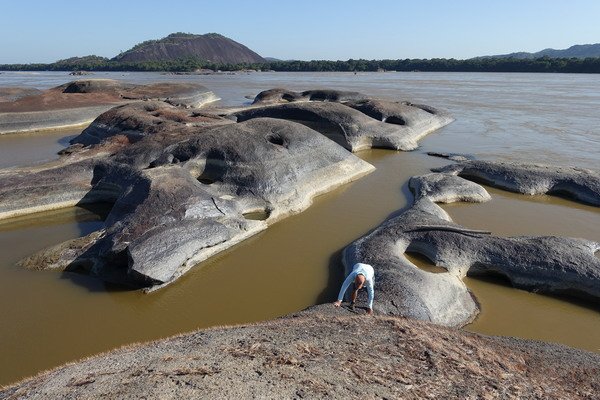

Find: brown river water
<box><xmin>0</xmin><ymin>71</ymin><xmax>598</xmax><ymax>385</ymax></box>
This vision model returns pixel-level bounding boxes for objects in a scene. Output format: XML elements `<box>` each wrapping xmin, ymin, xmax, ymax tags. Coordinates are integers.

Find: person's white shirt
<box><xmin>337</xmin><ymin>263</ymin><xmax>375</xmax><ymax>309</ymax></box>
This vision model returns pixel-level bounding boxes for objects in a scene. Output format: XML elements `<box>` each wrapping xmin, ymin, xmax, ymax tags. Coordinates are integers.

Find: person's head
<box><xmin>354</xmin><ymin>274</ymin><xmax>366</xmax><ymax>290</ymax></box>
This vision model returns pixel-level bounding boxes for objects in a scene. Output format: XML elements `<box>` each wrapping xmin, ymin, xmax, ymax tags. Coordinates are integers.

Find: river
<box><xmin>0</xmin><ymin>71</ymin><xmax>598</xmax><ymax>385</ymax></box>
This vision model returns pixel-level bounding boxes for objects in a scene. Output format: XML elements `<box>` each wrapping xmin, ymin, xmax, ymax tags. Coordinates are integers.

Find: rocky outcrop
<box><xmin>69</xmin><ymin>71</ymin><xmax>94</xmax><ymax>76</ymax></box>
<box><xmin>70</xmin><ymin>100</ymin><xmax>231</xmax><ymax>146</ymax></box>
<box><xmin>342</xmin><ymin>173</ymin><xmax>486</xmax><ymax>327</ymax></box>
<box><xmin>9</xmin><ymin>115</ymin><xmax>373</xmax><ymax>288</ymax></box>
<box><xmin>0</xmin><ymin>87</ymin><xmax>42</xmax><ymax>102</ymax></box>
<box><xmin>342</xmin><ymin>169</ymin><xmax>600</xmax><ymax>326</ymax></box>
<box><xmin>0</xmin><ymin>80</ymin><xmax>218</xmax><ymax>134</ymax></box>
<box><xmin>2</xmin><ymin>88</ymin><xmax>452</xmax><ymax>289</ymax></box>
<box><xmin>434</xmin><ymin>160</ymin><xmax>600</xmax><ymax>206</ymax></box>
<box><xmin>234</xmin><ymin>93</ymin><xmax>454</xmax><ymax>151</ymax></box>
<box><xmin>113</xmin><ymin>33</ymin><xmax>266</xmax><ymax>64</ymax></box>
<box><xmin>251</xmin><ymin>88</ymin><xmax>369</xmax><ymax>105</ymax></box>
<box><xmin>2</xmin><ymin>315</ymin><xmax>598</xmax><ymax>399</ymax></box>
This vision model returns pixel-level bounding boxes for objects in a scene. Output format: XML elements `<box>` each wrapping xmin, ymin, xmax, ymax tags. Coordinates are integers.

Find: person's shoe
<box><xmin>350</xmin><ymin>302</ymin><xmax>355</xmax><ymax>311</ymax></box>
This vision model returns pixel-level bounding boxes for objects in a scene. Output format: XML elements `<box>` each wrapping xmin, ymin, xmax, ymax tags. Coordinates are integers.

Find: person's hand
<box><xmin>333</xmin><ymin>300</ymin><xmax>342</xmax><ymax>308</ymax></box>
<box><xmin>366</xmin><ymin>308</ymin><xmax>373</xmax><ymax>315</ymax></box>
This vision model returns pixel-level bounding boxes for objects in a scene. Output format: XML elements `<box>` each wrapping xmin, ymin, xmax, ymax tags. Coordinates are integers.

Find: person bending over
<box><xmin>333</xmin><ymin>262</ymin><xmax>374</xmax><ymax>315</ymax></box>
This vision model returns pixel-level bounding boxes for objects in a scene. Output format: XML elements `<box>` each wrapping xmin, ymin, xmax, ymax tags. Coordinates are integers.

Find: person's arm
<box><xmin>366</xmin><ymin>281</ymin><xmax>374</xmax><ymax>311</ymax></box>
<box><xmin>336</xmin><ymin>273</ymin><xmax>355</xmax><ymax>302</ymax></box>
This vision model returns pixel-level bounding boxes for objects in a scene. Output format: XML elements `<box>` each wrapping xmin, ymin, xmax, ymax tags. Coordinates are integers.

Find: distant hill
<box><xmin>479</xmin><ymin>44</ymin><xmax>600</xmax><ymax>59</ymax></box>
<box><xmin>113</xmin><ymin>32</ymin><xmax>266</xmax><ymax>64</ymax></box>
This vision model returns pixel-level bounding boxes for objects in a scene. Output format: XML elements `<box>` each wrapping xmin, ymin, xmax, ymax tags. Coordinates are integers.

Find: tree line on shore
<box><xmin>2</xmin><ymin>55</ymin><xmax>600</xmax><ymax>73</ymax></box>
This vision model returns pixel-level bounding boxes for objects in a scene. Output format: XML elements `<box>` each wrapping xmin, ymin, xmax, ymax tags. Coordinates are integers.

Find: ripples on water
<box><xmin>2</xmin><ymin>70</ymin><xmax>599</xmax><ymax>168</ymax></box>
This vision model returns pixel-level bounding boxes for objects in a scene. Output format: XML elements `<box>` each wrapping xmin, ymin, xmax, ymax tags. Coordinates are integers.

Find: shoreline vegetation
<box><xmin>2</xmin><ymin>55</ymin><xmax>600</xmax><ymax>73</ymax></box>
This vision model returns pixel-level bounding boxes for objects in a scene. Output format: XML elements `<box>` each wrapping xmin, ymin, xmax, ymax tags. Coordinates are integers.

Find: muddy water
<box><xmin>0</xmin><ymin>150</ymin><xmax>447</xmax><ymax>385</ymax></box>
<box><xmin>0</xmin><ymin>129</ymin><xmax>78</xmax><ymax>168</ymax></box>
<box><xmin>438</xmin><ymin>186</ymin><xmax>600</xmax><ymax>351</ymax></box>
<box><xmin>441</xmin><ymin>186</ymin><xmax>600</xmax><ymax>241</ymax></box>
<box><xmin>1</xmin><ymin>72</ymin><xmax>599</xmax><ymax>384</ymax></box>
<box><xmin>405</xmin><ymin>251</ymin><xmax>600</xmax><ymax>353</ymax></box>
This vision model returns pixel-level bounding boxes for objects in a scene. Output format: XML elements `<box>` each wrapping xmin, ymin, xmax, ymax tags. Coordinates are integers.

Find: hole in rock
<box><xmin>403</xmin><ymin>251</ymin><xmax>447</xmax><ymax>274</ymax></box>
<box><xmin>547</xmin><ymin>188</ymin><xmax>590</xmax><ymax>204</ymax></box>
<box><xmin>197</xmin><ymin>150</ymin><xmax>227</xmax><ymax>185</ymax></box>
<box><xmin>345</xmin><ymin>104</ymin><xmax>385</xmax><ymax>121</ymax></box>
<box><xmin>242</xmin><ymin>209</ymin><xmax>271</xmax><ymax>221</ymax></box>
<box><xmin>287</xmin><ymin>119</ymin><xmax>348</xmax><ymax>149</ymax></box>
<box><xmin>198</xmin><ymin>176</ymin><xmax>215</xmax><ymax>185</ymax></box>
<box><xmin>455</xmin><ymin>173</ymin><xmax>497</xmax><ymax>187</ymax></box>
<box><xmin>383</xmin><ymin>116</ymin><xmax>406</xmax><ymax>125</ymax></box>
<box><xmin>466</xmin><ymin>267</ymin><xmax>514</xmax><ymax>287</ymax></box>
<box><xmin>282</xmin><ymin>93</ymin><xmax>297</xmax><ymax>102</ymax></box>
<box><xmin>77</xmin><ymin>202</ymin><xmax>113</xmax><ymax>221</ymax></box>
<box><xmin>404</xmin><ymin>102</ymin><xmax>436</xmax><ymax>115</ymax></box>
<box><xmin>236</xmin><ymin>109</ymin><xmax>349</xmax><ymax>149</ymax></box>
<box><xmin>266</xmin><ymin>134</ymin><xmax>285</xmax><ymax>146</ymax></box>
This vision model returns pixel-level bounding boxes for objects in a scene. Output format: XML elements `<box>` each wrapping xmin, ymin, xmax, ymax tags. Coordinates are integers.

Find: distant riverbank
<box><xmin>2</xmin><ymin>55</ymin><xmax>600</xmax><ymax>74</ymax></box>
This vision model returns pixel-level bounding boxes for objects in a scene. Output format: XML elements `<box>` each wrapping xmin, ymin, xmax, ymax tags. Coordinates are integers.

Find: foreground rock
<box><xmin>342</xmin><ymin>173</ymin><xmax>488</xmax><ymax>327</ymax></box>
<box><xmin>233</xmin><ymin>89</ymin><xmax>454</xmax><ymax>151</ymax></box>
<box><xmin>342</xmin><ymin>169</ymin><xmax>600</xmax><ymax>327</ymax></box>
<box><xmin>2</xmin><ymin>315</ymin><xmax>598</xmax><ymax>399</ymax></box>
<box><xmin>0</xmin><ymin>79</ymin><xmax>218</xmax><ymax>134</ymax></box>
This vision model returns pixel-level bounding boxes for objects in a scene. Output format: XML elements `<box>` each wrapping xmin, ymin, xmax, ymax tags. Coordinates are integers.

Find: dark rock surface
<box><xmin>0</xmin><ymin>80</ymin><xmax>218</xmax><ymax>134</ymax></box>
<box><xmin>434</xmin><ymin>160</ymin><xmax>600</xmax><ymax>206</ymax></box>
<box><xmin>234</xmin><ymin>95</ymin><xmax>454</xmax><ymax>151</ymax></box>
<box><xmin>2</xmin><ymin>315</ymin><xmax>598</xmax><ymax>399</ymax></box>
<box><xmin>70</xmin><ymin>100</ymin><xmax>231</xmax><ymax>146</ymax></box>
<box><xmin>68</xmin><ymin>71</ymin><xmax>94</xmax><ymax>76</ymax></box>
<box><xmin>251</xmin><ymin>88</ymin><xmax>369</xmax><ymax>105</ymax></box>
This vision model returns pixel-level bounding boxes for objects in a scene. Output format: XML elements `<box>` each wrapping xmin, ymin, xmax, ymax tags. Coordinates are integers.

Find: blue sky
<box><xmin>1</xmin><ymin>0</ymin><xmax>599</xmax><ymax>63</ymax></box>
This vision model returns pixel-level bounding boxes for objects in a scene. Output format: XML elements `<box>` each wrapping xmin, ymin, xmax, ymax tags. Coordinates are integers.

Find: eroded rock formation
<box><xmin>0</xmin><ymin>79</ymin><xmax>218</xmax><ymax>134</ymax></box>
<box><xmin>234</xmin><ymin>89</ymin><xmax>454</xmax><ymax>151</ymax></box>
<box><xmin>342</xmin><ymin>167</ymin><xmax>600</xmax><ymax>326</ymax></box>
<box><xmin>434</xmin><ymin>160</ymin><xmax>600</xmax><ymax>206</ymax></box>
<box><xmin>4</xmin><ymin>88</ymin><xmax>453</xmax><ymax>289</ymax></box>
